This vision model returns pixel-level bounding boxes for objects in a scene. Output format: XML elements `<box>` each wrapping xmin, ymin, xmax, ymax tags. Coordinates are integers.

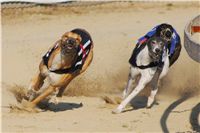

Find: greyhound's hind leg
<box><xmin>147</xmin><ymin>68</ymin><xmax>161</xmax><ymax>108</ymax></box>
<box><xmin>122</xmin><ymin>67</ymin><xmax>139</xmax><ymax>99</ymax></box>
<box><xmin>26</xmin><ymin>72</ymin><xmax>46</xmax><ymax>101</ymax></box>
<box><xmin>113</xmin><ymin>71</ymin><xmax>152</xmax><ymax>114</ymax></box>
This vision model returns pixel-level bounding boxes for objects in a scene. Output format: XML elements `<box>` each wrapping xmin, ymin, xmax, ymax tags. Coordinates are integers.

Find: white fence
<box><xmin>184</xmin><ymin>15</ymin><xmax>200</xmax><ymax>63</ymax></box>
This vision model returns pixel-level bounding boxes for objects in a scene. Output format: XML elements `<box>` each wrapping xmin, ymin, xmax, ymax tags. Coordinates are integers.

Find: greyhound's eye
<box><xmin>151</xmin><ymin>41</ymin><xmax>156</xmax><ymax>45</ymax></box>
<box><xmin>160</xmin><ymin>42</ymin><xmax>164</xmax><ymax>46</ymax></box>
<box><xmin>62</xmin><ymin>41</ymin><xmax>68</xmax><ymax>47</ymax></box>
<box><xmin>63</xmin><ymin>43</ymin><xmax>67</xmax><ymax>47</ymax></box>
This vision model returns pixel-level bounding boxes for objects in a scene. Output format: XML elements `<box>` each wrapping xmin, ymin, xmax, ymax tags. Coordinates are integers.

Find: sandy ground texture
<box><xmin>1</xmin><ymin>1</ymin><xmax>200</xmax><ymax>132</ymax></box>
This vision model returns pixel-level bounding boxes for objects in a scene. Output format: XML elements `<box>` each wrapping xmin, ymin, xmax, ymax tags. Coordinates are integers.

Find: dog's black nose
<box><xmin>67</xmin><ymin>38</ymin><xmax>76</xmax><ymax>45</ymax></box>
<box><xmin>155</xmin><ymin>48</ymin><xmax>161</xmax><ymax>54</ymax></box>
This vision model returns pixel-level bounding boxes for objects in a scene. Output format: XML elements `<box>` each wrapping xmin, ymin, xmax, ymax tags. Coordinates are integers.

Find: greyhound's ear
<box><xmin>146</xmin><ymin>37</ymin><xmax>153</xmax><ymax>44</ymax></box>
<box><xmin>61</xmin><ymin>32</ymin><xmax>70</xmax><ymax>42</ymax></box>
<box><xmin>76</xmin><ymin>35</ymin><xmax>82</xmax><ymax>44</ymax></box>
<box><xmin>56</xmin><ymin>40</ymin><xmax>62</xmax><ymax>46</ymax></box>
<box><xmin>156</xmin><ymin>26</ymin><xmax>163</xmax><ymax>36</ymax></box>
<box><xmin>62</xmin><ymin>32</ymin><xmax>71</xmax><ymax>39</ymax></box>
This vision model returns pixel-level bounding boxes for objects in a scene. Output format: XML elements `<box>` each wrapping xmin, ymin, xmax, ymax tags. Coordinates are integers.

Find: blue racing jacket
<box><xmin>138</xmin><ymin>25</ymin><xmax>180</xmax><ymax>56</ymax></box>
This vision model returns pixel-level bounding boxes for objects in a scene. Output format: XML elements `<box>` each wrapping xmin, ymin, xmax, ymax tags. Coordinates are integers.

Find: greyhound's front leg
<box><xmin>113</xmin><ymin>72</ymin><xmax>152</xmax><ymax>114</ymax></box>
<box><xmin>49</xmin><ymin>84</ymin><xmax>69</xmax><ymax>104</ymax></box>
<box><xmin>31</xmin><ymin>85</ymin><xmax>56</xmax><ymax>107</ymax></box>
<box><xmin>21</xmin><ymin>85</ymin><xmax>56</xmax><ymax>109</ymax></box>
<box><xmin>147</xmin><ymin>89</ymin><xmax>158</xmax><ymax>108</ymax></box>
<box><xmin>49</xmin><ymin>87</ymin><xmax>60</xmax><ymax>104</ymax></box>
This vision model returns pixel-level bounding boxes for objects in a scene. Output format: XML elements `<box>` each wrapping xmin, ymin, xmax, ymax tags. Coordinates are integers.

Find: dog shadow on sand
<box><xmin>38</xmin><ymin>101</ymin><xmax>83</xmax><ymax>112</ymax></box>
<box><xmin>124</xmin><ymin>94</ymin><xmax>160</xmax><ymax>113</ymax></box>
<box><xmin>122</xmin><ymin>95</ymin><xmax>159</xmax><ymax>113</ymax></box>
<box><xmin>129</xmin><ymin>96</ymin><xmax>148</xmax><ymax>110</ymax></box>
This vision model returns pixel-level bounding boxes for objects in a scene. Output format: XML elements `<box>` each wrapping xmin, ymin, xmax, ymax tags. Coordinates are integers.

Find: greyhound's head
<box><xmin>61</xmin><ymin>38</ymin><xmax>79</xmax><ymax>55</ymax></box>
<box><xmin>147</xmin><ymin>36</ymin><xmax>166</xmax><ymax>62</ymax></box>
<box><xmin>60</xmin><ymin>32</ymin><xmax>81</xmax><ymax>67</ymax></box>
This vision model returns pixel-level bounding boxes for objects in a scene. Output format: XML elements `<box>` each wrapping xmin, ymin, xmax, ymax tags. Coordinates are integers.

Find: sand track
<box><xmin>1</xmin><ymin>1</ymin><xmax>200</xmax><ymax>132</ymax></box>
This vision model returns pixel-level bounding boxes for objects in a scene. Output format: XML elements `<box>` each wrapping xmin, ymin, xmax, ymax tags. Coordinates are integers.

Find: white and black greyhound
<box><xmin>112</xmin><ymin>36</ymin><xmax>179</xmax><ymax>114</ymax></box>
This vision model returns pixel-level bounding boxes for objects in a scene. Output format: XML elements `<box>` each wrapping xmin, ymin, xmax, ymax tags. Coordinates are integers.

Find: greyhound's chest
<box><xmin>49</xmin><ymin>53</ymin><xmax>62</xmax><ymax>71</ymax></box>
<box><xmin>48</xmin><ymin>71</ymin><xmax>72</xmax><ymax>87</ymax></box>
<box><xmin>159</xmin><ymin>56</ymin><xmax>170</xmax><ymax>79</ymax></box>
<box><xmin>47</xmin><ymin>72</ymin><xmax>62</xmax><ymax>86</ymax></box>
<box><xmin>144</xmin><ymin>57</ymin><xmax>169</xmax><ymax>78</ymax></box>
<box><xmin>40</xmin><ymin>65</ymin><xmax>67</xmax><ymax>86</ymax></box>
<box><xmin>138</xmin><ymin>54</ymin><xmax>170</xmax><ymax>79</ymax></box>
<box><xmin>136</xmin><ymin>47</ymin><xmax>151</xmax><ymax>66</ymax></box>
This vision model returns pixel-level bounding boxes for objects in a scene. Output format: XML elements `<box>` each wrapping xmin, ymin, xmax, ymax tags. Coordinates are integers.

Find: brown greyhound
<box><xmin>22</xmin><ymin>28</ymin><xmax>93</xmax><ymax>110</ymax></box>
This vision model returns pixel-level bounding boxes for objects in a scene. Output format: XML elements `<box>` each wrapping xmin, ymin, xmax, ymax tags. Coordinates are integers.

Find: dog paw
<box><xmin>147</xmin><ymin>97</ymin><xmax>154</xmax><ymax>108</ymax></box>
<box><xmin>49</xmin><ymin>96</ymin><xmax>59</xmax><ymax>105</ymax></box>
<box><xmin>25</xmin><ymin>89</ymin><xmax>38</xmax><ymax>101</ymax></box>
<box><xmin>112</xmin><ymin>108</ymin><xmax>122</xmax><ymax>114</ymax></box>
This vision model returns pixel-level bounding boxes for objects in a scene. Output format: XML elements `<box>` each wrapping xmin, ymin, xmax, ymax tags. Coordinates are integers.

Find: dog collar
<box><xmin>79</xmin><ymin>44</ymin><xmax>86</xmax><ymax>61</ymax></box>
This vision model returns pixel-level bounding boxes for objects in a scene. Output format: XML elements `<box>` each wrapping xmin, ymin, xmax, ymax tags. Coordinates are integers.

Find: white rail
<box><xmin>184</xmin><ymin>15</ymin><xmax>200</xmax><ymax>63</ymax></box>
